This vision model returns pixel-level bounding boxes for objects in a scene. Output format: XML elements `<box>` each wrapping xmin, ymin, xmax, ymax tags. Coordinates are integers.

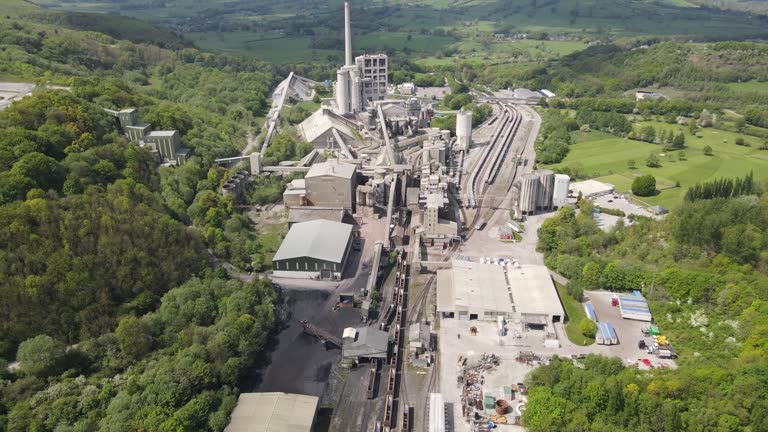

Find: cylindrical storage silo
<box><xmin>520</xmin><ymin>173</ymin><xmax>541</xmax><ymax>215</ymax></box>
<box><xmin>367</xmin><ymin>107</ymin><xmax>377</xmax><ymax>129</ymax></box>
<box><xmin>336</xmin><ymin>71</ymin><xmax>349</xmax><ymax>114</ymax></box>
<box><xmin>552</xmin><ymin>174</ymin><xmax>571</xmax><ymax>209</ymax></box>
<box><xmin>440</xmin><ymin>129</ymin><xmax>451</xmax><ymax>141</ymax></box>
<box><xmin>223</xmin><ymin>181</ymin><xmax>238</xmax><ymax>199</ymax></box>
<box><xmin>456</xmin><ymin>110</ymin><xmax>473</xmax><ymax>151</ymax></box>
<box><xmin>538</xmin><ymin>170</ymin><xmax>555</xmax><ymax>211</ymax></box>
<box><xmin>221</xmin><ymin>182</ymin><xmax>236</xmax><ymax>196</ymax></box>
<box><xmin>229</xmin><ymin>177</ymin><xmax>242</xmax><ymax>197</ymax></box>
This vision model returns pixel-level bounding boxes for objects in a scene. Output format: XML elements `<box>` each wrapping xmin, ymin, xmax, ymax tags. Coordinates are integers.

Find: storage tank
<box><xmin>552</xmin><ymin>174</ymin><xmax>570</xmax><ymax>209</ymax></box>
<box><xmin>229</xmin><ymin>177</ymin><xmax>242</xmax><ymax>197</ymax></box>
<box><xmin>336</xmin><ymin>71</ymin><xmax>349</xmax><ymax>114</ymax></box>
<box><xmin>221</xmin><ymin>182</ymin><xmax>237</xmax><ymax>198</ymax></box>
<box><xmin>520</xmin><ymin>173</ymin><xmax>541</xmax><ymax>215</ymax></box>
<box><xmin>456</xmin><ymin>110</ymin><xmax>473</xmax><ymax>151</ymax></box>
<box><xmin>538</xmin><ymin>170</ymin><xmax>555</xmax><ymax>211</ymax></box>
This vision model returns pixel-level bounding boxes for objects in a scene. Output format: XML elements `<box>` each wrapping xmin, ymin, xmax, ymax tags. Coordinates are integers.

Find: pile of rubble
<box><xmin>457</xmin><ymin>353</ymin><xmax>503</xmax><ymax>431</ymax></box>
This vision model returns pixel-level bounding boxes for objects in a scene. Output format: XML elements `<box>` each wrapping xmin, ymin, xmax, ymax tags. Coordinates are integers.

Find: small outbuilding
<box><xmin>570</xmin><ymin>179</ymin><xmax>615</xmax><ymax>199</ymax></box>
<box><xmin>648</xmin><ymin>205</ymin><xmax>669</xmax><ymax>215</ymax></box>
<box><xmin>272</xmin><ymin>220</ymin><xmax>353</xmax><ymax>280</ymax></box>
<box><xmin>342</xmin><ymin>326</ymin><xmax>389</xmax><ymax>362</ymax></box>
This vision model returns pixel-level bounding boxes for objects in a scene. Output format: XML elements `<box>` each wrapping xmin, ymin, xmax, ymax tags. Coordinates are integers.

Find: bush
<box><xmin>703</xmin><ymin>145</ymin><xmax>713</xmax><ymax>156</ymax></box>
<box><xmin>579</xmin><ymin>318</ymin><xmax>597</xmax><ymax>338</ymax></box>
<box><xmin>567</xmin><ymin>281</ymin><xmax>584</xmax><ymax>302</ymax></box>
<box><xmin>631</xmin><ymin>174</ymin><xmax>657</xmax><ymax>197</ymax></box>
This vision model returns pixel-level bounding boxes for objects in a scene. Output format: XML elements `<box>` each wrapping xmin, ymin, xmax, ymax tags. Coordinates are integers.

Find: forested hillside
<box><xmin>526</xmin><ymin>193</ymin><xmax>768</xmax><ymax>431</ymax></box>
<box><xmin>0</xmin><ymin>4</ymin><xmax>288</xmax><ymax>430</ymax></box>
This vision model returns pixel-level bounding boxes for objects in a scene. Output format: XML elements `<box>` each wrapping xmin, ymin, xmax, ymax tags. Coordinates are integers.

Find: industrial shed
<box><xmin>272</xmin><ymin>220</ymin><xmax>353</xmax><ymax>279</ymax></box>
<box><xmin>618</xmin><ymin>294</ymin><xmax>652</xmax><ymax>322</ymax></box>
<box><xmin>506</xmin><ymin>264</ymin><xmax>565</xmax><ymax>325</ymax></box>
<box><xmin>436</xmin><ymin>260</ymin><xmax>516</xmax><ymax>320</ymax></box>
<box><xmin>223</xmin><ymin>392</ymin><xmax>318</xmax><ymax>432</ymax></box>
<box><xmin>342</xmin><ymin>326</ymin><xmax>389</xmax><ymax>362</ymax></box>
<box><xmin>570</xmin><ymin>179</ymin><xmax>615</xmax><ymax>199</ymax></box>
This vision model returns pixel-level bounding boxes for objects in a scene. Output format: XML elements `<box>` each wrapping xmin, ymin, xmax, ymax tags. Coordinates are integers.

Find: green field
<box><xmin>545</xmin><ymin>123</ymin><xmax>768</xmax><ymax>209</ymax></box>
<box><xmin>30</xmin><ymin>0</ymin><xmax>768</xmax><ymax>63</ymax></box>
<box><xmin>555</xmin><ymin>282</ymin><xmax>595</xmax><ymax>346</ymax></box>
<box><xmin>726</xmin><ymin>81</ymin><xmax>768</xmax><ymax>94</ymax></box>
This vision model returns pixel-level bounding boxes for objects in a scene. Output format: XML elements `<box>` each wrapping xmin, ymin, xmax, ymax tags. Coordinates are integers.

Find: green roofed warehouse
<box><xmin>272</xmin><ymin>219</ymin><xmax>353</xmax><ymax>280</ymax></box>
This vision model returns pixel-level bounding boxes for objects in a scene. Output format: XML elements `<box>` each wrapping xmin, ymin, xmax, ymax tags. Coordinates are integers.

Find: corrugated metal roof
<box><xmin>272</xmin><ymin>220</ymin><xmax>352</xmax><ymax>263</ymax></box>
<box><xmin>342</xmin><ymin>326</ymin><xmax>389</xmax><ymax>359</ymax></box>
<box><xmin>297</xmin><ymin>108</ymin><xmax>358</xmax><ymax>144</ymax></box>
<box><xmin>224</xmin><ymin>392</ymin><xmax>318</xmax><ymax>432</ymax></box>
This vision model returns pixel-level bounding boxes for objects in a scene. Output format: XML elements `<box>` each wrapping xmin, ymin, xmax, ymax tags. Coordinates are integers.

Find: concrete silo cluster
<box><xmin>221</xmin><ymin>170</ymin><xmax>252</xmax><ymax>202</ymax></box>
<box><xmin>519</xmin><ymin>171</ymin><xmax>570</xmax><ymax>215</ymax></box>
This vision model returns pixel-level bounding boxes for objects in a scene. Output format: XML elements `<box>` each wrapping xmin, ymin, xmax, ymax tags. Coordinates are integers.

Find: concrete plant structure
<box><xmin>519</xmin><ymin>170</ymin><xmax>571</xmax><ymax>215</ymax></box>
<box><xmin>223</xmin><ymin>392</ymin><xmax>318</xmax><ymax>432</ymax></box>
<box><xmin>334</xmin><ymin>1</ymin><xmax>388</xmax><ymax>116</ymax></box>
<box><xmin>272</xmin><ymin>220</ymin><xmax>353</xmax><ymax>280</ymax></box>
<box><xmin>304</xmin><ymin>160</ymin><xmax>358</xmax><ymax>211</ymax></box>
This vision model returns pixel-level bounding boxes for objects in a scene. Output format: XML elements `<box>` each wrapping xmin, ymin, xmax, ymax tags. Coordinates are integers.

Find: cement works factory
<box><xmin>208</xmin><ymin>2</ymin><xmax>618</xmax><ymax>432</ymax></box>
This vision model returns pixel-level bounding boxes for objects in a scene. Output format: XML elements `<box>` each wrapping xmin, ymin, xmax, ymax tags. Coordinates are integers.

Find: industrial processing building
<box><xmin>272</xmin><ymin>220</ymin><xmax>353</xmax><ymax>279</ymax></box>
<box><xmin>519</xmin><ymin>171</ymin><xmax>570</xmax><ymax>215</ymax></box>
<box><xmin>282</xmin><ymin>160</ymin><xmax>358</xmax><ymax>211</ymax></box>
<box><xmin>223</xmin><ymin>392</ymin><xmax>318</xmax><ymax>432</ymax></box>
<box><xmin>436</xmin><ymin>260</ymin><xmax>565</xmax><ymax>325</ymax></box>
<box><xmin>335</xmin><ymin>1</ymin><xmax>388</xmax><ymax>115</ymax></box>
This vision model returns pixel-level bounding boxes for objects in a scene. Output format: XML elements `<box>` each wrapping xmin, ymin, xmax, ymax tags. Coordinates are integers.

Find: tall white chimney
<box><xmin>344</xmin><ymin>0</ymin><xmax>353</xmax><ymax>66</ymax></box>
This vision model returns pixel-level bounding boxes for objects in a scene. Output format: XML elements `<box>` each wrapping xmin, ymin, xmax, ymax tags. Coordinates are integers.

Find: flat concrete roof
<box><xmin>436</xmin><ymin>260</ymin><xmax>515</xmax><ymax>317</ymax></box>
<box><xmin>224</xmin><ymin>392</ymin><xmax>318</xmax><ymax>432</ymax></box>
<box><xmin>272</xmin><ymin>220</ymin><xmax>352</xmax><ymax>263</ymax></box>
<box><xmin>146</xmin><ymin>130</ymin><xmax>179</xmax><ymax>138</ymax></box>
<box><xmin>571</xmin><ymin>179</ymin><xmax>615</xmax><ymax>198</ymax></box>
<box><xmin>507</xmin><ymin>264</ymin><xmax>565</xmax><ymax>319</ymax></box>
<box><xmin>306</xmin><ymin>160</ymin><xmax>356</xmax><ymax>180</ymax></box>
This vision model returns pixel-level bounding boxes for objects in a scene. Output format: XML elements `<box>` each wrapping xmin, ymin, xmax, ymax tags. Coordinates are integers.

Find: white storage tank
<box><xmin>336</xmin><ymin>70</ymin><xmax>349</xmax><ymax>114</ymax></box>
<box><xmin>520</xmin><ymin>173</ymin><xmax>541</xmax><ymax>215</ymax></box>
<box><xmin>538</xmin><ymin>170</ymin><xmax>555</xmax><ymax>211</ymax></box>
<box><xmin>552</xmin><ymin>174</ymin><xmax>570</xmax><ymax>209</ymax></box>
<box><xmin>456</xmin><ymin>110</ymin><xmax>473</xmax><ymax>151</ymax></box>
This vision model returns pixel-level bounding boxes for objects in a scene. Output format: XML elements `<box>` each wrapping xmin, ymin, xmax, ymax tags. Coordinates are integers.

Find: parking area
<box><xmin>586</xmin><ymin>291</ymin><xmax>677</xmax><ymax>370</ymax></box>
<box><xmin>592</xmin><ymin>194</ymin><xmax>661</xmax><ymax>220</ymax></box>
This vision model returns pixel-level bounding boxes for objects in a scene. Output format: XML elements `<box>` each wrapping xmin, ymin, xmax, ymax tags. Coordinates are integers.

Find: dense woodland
<box><xmin>0</xmin><ymin>7</ymin><xmax>288</xmax><ymax>430</ymax></box>
<box><xmin>529</xmin><ymin>191</ymin><xmax>768</xmax><ymax>431</ymax></box>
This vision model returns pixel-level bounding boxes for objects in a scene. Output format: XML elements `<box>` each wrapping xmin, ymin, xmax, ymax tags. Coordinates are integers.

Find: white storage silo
<box><xmin>552</xmin><ymin>174</ymin><xmax>570</xmax><ymax>209</ymax></box>
<box><xmin>456</xmin><ymin>110</ymin><xmax>473</xmax><ymax>151</ymax></box>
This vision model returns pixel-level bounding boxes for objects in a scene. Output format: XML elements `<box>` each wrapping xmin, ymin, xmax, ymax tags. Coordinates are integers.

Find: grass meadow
<box><xmin>544</xmin><ymin>123</ymin><xmax>768</xmax><ymax>209</ymax></box>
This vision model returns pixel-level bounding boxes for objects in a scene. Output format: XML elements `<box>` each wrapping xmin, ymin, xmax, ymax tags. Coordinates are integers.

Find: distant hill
<box><xmin>13</xmin><ymin>0</ymin><xmax>189</xmax><ymax>48</ymax></box>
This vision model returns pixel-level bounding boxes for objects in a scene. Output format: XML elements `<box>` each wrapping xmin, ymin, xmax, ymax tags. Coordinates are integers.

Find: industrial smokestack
<box><xmin>344</xmin><ymin>0</ymin><xmax>352</xmax><ymax>66</ymax></box>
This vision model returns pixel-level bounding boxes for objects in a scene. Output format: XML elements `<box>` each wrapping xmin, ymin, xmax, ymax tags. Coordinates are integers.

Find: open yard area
<box><xmin>544</xmin><ymin>123</ymin><xmax>768</xmax><ymax>209</ymax></box>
